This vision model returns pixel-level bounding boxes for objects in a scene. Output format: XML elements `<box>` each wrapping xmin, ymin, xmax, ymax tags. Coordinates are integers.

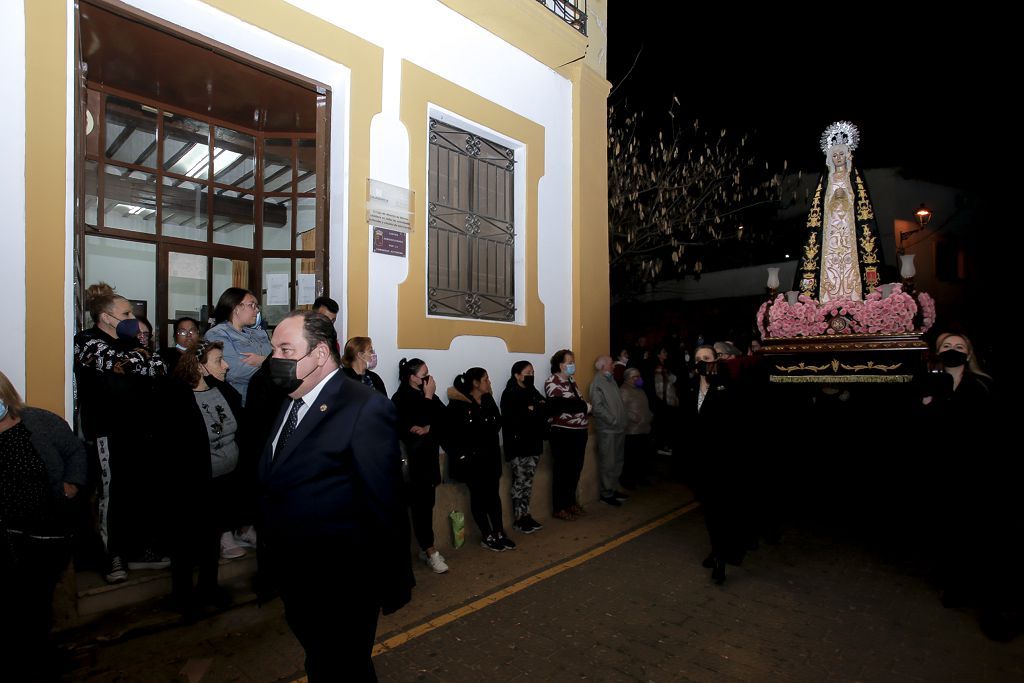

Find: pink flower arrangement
<box><xmin>916</xmin><ymin>292</ymin><xmax>936</xmax><ymax>332</ymax></box>
<box><xmin>766</xmin><ymin>293</ymin><xmax>828</xmax><ymax>337</ymax></box>
<box><xmin>759</xmin><ymin>285</ymin><xmax>934</xmax><ymax>338</ymax></box>
<box><xmin>756</xmin><ymin>301</ymin><xmax>769</xmax><ymax>339</ymax></box>
<box><xmin>851</xmin><ymin>285</ymin><xmax>917</xmax><ymax>334</ymax></box>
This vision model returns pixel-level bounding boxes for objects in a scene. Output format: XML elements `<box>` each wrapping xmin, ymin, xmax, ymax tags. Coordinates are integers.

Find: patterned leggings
<box><xmin>509</xmin><ymin>455</ymin><xmax>540</xmax><ymax>520</ymax></box>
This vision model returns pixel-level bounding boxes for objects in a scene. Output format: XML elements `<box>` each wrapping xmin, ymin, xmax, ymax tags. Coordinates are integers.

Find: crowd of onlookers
<box><xmin>1</xmin><ymin>278</ymin><xmax>1014</xmax><ymax>680</ymax></box>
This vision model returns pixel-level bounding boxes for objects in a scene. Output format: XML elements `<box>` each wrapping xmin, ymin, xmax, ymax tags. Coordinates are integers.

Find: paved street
<box><xmin>63</xmin><ymin>485</ymin><xmax>1023</xmax><ymax>682</ymax></box>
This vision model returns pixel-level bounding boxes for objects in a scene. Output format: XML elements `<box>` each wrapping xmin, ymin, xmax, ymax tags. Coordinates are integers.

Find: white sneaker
<box><xmin>234</xmin><ymin>527</ymin><xmax>258</xmax><ymax>549</ymax></box>
<box><xmin>425</xmin><ymin>551</ymin><xmax>449</xmax><ymax>574</ymax></box>
<box><xmin>220</xmin><ymin>531</ymin><xmax>246</xmax><ymax>560</ymax></box>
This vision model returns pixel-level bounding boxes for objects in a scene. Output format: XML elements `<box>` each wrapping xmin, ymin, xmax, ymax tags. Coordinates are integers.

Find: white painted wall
<box><xmin>9</xmin><ymin>0</ymin><xmax>575</xmax><ymax>404</ymax></box>
<box><xmin>291</xmin><ymin>0</ymin><xmax>575</xmax><ymax>396</ymax></box>
<box><xmin>0</xmin><ymin>2</ymin><xmax>26</xmax><ymax>395</ymax></box>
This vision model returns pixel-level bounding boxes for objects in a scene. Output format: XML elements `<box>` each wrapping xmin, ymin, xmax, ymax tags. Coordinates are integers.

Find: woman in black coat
<box><xmin>392</xmin><ymin>358</ymin><xmax>449</xmax><ymax>574</ymax></box>
<box><xmin>161</xmin><ymin>340</ymin><xmax>246</xmax><ymax>611</ymax></box>
<box><xmin>499</xmin><ymin>361</ymin><xmax>547</xmax><ymax>534</ymax></box>
<box><xmin>681</xmin><ymin>345</ymin><xmax>745</xmax><ymax>585</ymax></box>
<box><xmin>445</xmin><ymin>367</ymin><xmax>513</xmax><ymax>553</ymax></box>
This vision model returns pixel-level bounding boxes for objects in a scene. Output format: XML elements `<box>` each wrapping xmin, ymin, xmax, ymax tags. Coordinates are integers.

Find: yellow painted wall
<box><xmin>560</xmin><ymin>61</ymin><xmax>611</xmax><ymax>392</ymax></box>
<box><xmin>23</xmin><ymin>0</ymin><xmax>68</xmax><ymax>416</ymax></box>
<box><xmin>397</xmin><ymin>60</ymin><xmax>546</xmax><ymax>353</ymax></box>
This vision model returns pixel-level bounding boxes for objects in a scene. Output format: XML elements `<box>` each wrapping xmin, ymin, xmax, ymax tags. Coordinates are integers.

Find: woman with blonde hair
<box><xmin>74</xmin><ymin>282</ymin><xmax>166</xmax><ymax>584</ymax></box>
<box><xmin>342</xmin><ymin>336</ymin><xmax>387</xmax><ymax>395</ymax></box>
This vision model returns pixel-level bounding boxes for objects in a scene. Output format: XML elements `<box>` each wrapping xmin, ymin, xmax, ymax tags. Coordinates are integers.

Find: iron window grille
<box><xmin>537</xmin><ymin>0</ymin><xmax>587</xmax><ymax>35</ymax></box>
<box><xmin>427</xmin><ymin>118</ymin><xmax>517</xmax><ymax>322</ymax></box>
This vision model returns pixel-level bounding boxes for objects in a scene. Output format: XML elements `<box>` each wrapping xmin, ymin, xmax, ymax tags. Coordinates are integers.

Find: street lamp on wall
<box><xmin>899</xmin><ymin>203</ymin><xmax>933</xmax><ymax>255</ymax></box>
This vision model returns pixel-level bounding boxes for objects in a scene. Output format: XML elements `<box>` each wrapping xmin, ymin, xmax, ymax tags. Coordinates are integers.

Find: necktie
<box><xmin>274</xmin><ymin>398</ymin><xmax>304</xmax><ymax>458</ymax></box>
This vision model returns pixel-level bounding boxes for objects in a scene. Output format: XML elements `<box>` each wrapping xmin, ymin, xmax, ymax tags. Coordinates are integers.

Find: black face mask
<box><xmin>939</xmin><ymin>349</ymin><xmax>968</xmax><ymax>368</ymax></box>
<box><xmin>695</xmin><ymin>360</ymin><xmax>715</xmax><ymax>377</ymax></box>
<box><xmin>522</xmin><ymin>375</ymin><xmax>535</xmax><ymax>388</ymax></box>
<box><xmin>268</xmin><ymin>350</ymin><xmax>315</xmax><ymax>393</ymax></box>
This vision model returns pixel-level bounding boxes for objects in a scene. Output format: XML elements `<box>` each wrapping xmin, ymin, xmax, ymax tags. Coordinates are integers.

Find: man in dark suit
<box><xmin>259</xmin><ymin>311</ymin><xmax>413</xmax><ymax>682</ymax></box>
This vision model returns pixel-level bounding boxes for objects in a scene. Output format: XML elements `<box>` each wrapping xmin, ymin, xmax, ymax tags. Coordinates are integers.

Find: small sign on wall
<box><xmin>367</xmin><ymin>179</ymin><xmax>414</xmax><ymax>233</ymax></box>
<box><xmin>372</xmin><ymin>227</ymin><xmax>407</xmax><ymax>257</ymax></box>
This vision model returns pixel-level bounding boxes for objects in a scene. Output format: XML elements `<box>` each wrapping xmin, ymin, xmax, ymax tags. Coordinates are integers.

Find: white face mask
<box><xmin>0</xmin><ymin>398</ymin><xmax>7</xmax><ymax>421</ymax></box>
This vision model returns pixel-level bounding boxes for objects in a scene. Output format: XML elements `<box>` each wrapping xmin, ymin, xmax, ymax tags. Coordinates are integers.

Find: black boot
<box><xmin>711</xmin><ymin>558</ymin><xmax>726</xmax><ymax>585</ymax></box>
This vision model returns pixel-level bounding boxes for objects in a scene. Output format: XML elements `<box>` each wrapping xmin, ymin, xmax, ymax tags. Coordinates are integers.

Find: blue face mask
<box><xmin>565</xmin><ymin>363</ymin><xmax>576</xmax><ymax>376</ymax></box>
<box><xmin>0</xmin><ymin>398</ymin><xmax>7</xmax><ymax>421</ymax></box>
<box><xmin>115</xmin><ymin>318</ymin><xmax>141</xmax><ymax>341</ymax></box>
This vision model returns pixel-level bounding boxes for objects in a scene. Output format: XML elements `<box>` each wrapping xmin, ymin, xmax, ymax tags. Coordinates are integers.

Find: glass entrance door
<box><xmin>161</xmin><ymin>245</ymin><xmax>253</xmax><ymax>347</ymax></box>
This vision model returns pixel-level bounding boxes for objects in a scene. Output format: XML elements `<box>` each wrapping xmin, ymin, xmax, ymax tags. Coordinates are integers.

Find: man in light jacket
<box><xmin>590</xmin><ymin>356</ymin><xmax>628</xmax><ymax>507</ymax></box>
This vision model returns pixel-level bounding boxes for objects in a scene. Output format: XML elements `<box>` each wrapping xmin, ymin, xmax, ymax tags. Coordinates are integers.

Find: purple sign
<box><xmin>372</xmin><ymin>227</ymin><xmax>407</xmax><ymax>257</ymax></box>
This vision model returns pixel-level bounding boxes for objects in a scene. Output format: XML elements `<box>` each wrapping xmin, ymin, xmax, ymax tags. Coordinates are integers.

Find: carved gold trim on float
<box><xmin>770</xmin><ymin>375</ymin><xmax>914</xmax><ymax>384</ymax></box>
<box><xmin>774</xmin><ymin>362</ymin><xmax>832</xmax><ymax>374</ymax></box>
<box><xmin>840</xmin><ymin>361</ymin><xmax>902</xmax><ymax>373</ymax></box>
<box><xmin>775</xmin><ymin>358</ymin><xmax>903</xmax><ymax>374</ymax></box>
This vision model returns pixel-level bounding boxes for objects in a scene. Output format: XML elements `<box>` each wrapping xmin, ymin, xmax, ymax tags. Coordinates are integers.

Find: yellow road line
<box><xmin>373</xmin><ymin>501</ymin><xmax>698</xmax><ymax>657</ymax></box>
<box><xmin>289</xmin><ymin>502</ymin><xmax>697</xmax><ymax>682</ymax></box>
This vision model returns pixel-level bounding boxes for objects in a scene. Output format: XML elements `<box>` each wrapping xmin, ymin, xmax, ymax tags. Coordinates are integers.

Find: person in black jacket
<box><xmin>162</xmin><ymin>340</ymin><xmax>246</xmax><ymax>612</ymax></box>
<box><xmin>446</xmin><ymin>368</ymin><xmax>514</xmax><ymax>552</ymax></box>
<box><xmin>681</xmin><ymin>345</ymin><xmax>744</xmax><ymax>585</ymax></box>
<box><xmin>74</xmin><ymin>282</ymin><xmax>167</xmax><ymax>583</ymax></box>
<box><xmin>260</xmin><ymin>312</ymin><xmax>412</xmax><ymax>681</ymax></box>
<box><xmin>499</xmin><ymin>361</ymin><xmax>547</xmax><ymax>534</ymax></box>
<box><xmin>341</xmin><ymin>336</ymin><xmax>387</xmax><ymax>395</ymax></box>
<box><xmin>392</xmin><ymin>358</ymin><xmax>449</xmax><ymax>574</ymax></box>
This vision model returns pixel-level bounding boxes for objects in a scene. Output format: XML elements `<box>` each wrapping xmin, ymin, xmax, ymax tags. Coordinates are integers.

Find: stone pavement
<box><xmin>61</xmin><ymin>481</ymin><xmax>1023</xmax><ymax>682</ymax></box>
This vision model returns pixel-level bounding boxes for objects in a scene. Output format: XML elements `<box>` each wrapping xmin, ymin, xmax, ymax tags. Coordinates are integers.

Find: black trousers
<box><xmin>271</xmin><ymin>545</ymin><xmax>381</xmax><ymax>682</ymax></box>
<box><xmin>623</xmin><ymin>433</ymin><xmax>651</xmax><ymax>485</ymax></box>
<box><xmin>467</xmin><ymin>473</ymin><xmax>503</xmax><ymax>538</ymax></box>
<box><xmin>171</xmin><ymin>473</ymin><xmax>239</xmax><ymax>599</ymax></box>
<box><xmin>408</xmin><ymin>481</ymin><xmax>436</xmax><ymax>551</ymax></box>
<box><xmin>0</xmin><ymin>533</ymin><xmax>70</xmax><ymax>680</ymax></box>
<box><xmin>549</xmin><ymin>428</ymin><xmax>587</xmax><ymax>512</ymax></box>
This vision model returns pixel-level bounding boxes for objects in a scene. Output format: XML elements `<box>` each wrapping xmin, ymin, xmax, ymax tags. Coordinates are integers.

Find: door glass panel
<box><xmin>162</xmin><ymin>176</ymin><xmax>208</xmax><ymax>241</ymax></box>
<box><xmin>104</xmin><ymin>95</ymin><xmax>158</xmax><ymax>168</ymax></box>
<box><xmin>84</xmin><ymin>236</ymin><xmax>156</xmax><ymax>326</ymax></box>
<box><xmin>84</xmin><ymin>160</ymin><xmax>99</xmax><ymax>226</ymax></box>
<box><xmin>102</xmin><ymin>165</ymin><xmax>157</xmax><ymax>233</ymax></box>
<box><xmin>213</xmin><ymin>257</ymin><xmax>250</xmax><ymax>316</ymax></box>
<box><xmin>295</xmin><ymin>196</ymin><xmax>316</xmax><ymax>250</ymax></box>
<box><xmin>262</xmin><ymin>257</ymin><xmax>291</xmax><ymax>326</ymax></box>
<box><xmin>263</xmin><ymin>197</ymin><xmax>291</xmax><ymax>249</ymax></box>
<box><xmin>264</xmin><ymin>138</ymin><xmax>293</xmax><ymax>193</ymax></box>
<box><xmin>168</xmin><ymin>251</ymin><xmax>208</xmax><ymax>346</ymax></box>
<box><xmin>212</xmin><ymin>192</ymin><xmax>255</xmax><ymax>248</ymax></box>
<box><xmin>214</xmin><ymin>127</ymin><xmax>256</xmax><ymax>189</ymax></box>
<box><xmin>296</xmin><ymin>139</ymin><xmax>316</xmax><ymax>193</ymax></box>
<box><xmin>164</xmin><ymin>115</ymin><xmax>211</xmax><ymax>179</ymax></box>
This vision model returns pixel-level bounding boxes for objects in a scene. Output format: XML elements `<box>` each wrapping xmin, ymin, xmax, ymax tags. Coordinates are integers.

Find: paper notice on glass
<box><xmin>266</xmin><ymin>273</ymin><xmax>290</xmax><ymax>306</ymax></box>
<box><xmin>297</xmin><ymin>273</ymin><xmax>316</xmax><ymax>305</ymax></box>
<box><xmin>169</xmin><ymin>252</ymin><xmax>206</xmax><ymax>279</ymax></box>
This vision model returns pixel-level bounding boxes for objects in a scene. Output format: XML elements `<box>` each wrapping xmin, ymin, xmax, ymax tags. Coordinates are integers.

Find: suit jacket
<box><xmin>258</xmin><ymin>370</ymin><xmax>414</xmax><ymax>613</ymax></box>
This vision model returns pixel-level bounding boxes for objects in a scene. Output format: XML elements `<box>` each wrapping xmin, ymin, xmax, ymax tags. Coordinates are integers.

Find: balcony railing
<box><xmin>537</xmin><ymin>0</ymin><xmax>587</xmax><ymax>36</ymax></box>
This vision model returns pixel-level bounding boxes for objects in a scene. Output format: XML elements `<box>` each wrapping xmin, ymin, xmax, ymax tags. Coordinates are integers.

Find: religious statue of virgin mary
<box><xmin>796</xmin><ymin>121</ymin><xmax>881</xmax><ymax>303</ymax></box>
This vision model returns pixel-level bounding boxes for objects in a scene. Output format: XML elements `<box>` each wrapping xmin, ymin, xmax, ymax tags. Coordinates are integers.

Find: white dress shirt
<box><xmin>271</xmin><ymin>368</ymin><xmax>340</xmax><ymax>456</ymax></box>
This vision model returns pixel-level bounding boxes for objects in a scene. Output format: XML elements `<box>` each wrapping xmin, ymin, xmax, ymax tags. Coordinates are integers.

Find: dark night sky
<box><xmin>606</xmin><ymin>9</ymin><xmax>989</xmax><ymax>191</ymax></box>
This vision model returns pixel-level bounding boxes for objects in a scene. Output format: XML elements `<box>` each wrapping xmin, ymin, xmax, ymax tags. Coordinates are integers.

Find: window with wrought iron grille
<box><xmin>427</xmin><ymin>118</ymin><xmax>517</xmax><ymax>321</ymax></box>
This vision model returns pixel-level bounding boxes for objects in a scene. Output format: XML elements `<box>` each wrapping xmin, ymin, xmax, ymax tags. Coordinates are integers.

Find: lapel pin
<box><xmin>320</xmin><ymin>404</ymin><xmax>328</xmax><ymax>412</ymax></box>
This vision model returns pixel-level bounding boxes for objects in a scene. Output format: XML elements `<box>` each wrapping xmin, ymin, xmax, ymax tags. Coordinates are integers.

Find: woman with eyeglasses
<box><xmin>341</xmin><ymin>336</ymin><xmax>387</xmax><ymax>395</ymax></box>
<box><xmin>161</xmin><ymin>317</ymin><xmax>201</xmax><ymax>373</ymax></box>
<box><xmin>203</xmin><ymin>288</ymin><xmax>271</xmax><ymax>406</ymax></box>
<box><xmin>161</xmin><ymin>340</ymin><xmax>245</xmax><ymax>613</ymax></box>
